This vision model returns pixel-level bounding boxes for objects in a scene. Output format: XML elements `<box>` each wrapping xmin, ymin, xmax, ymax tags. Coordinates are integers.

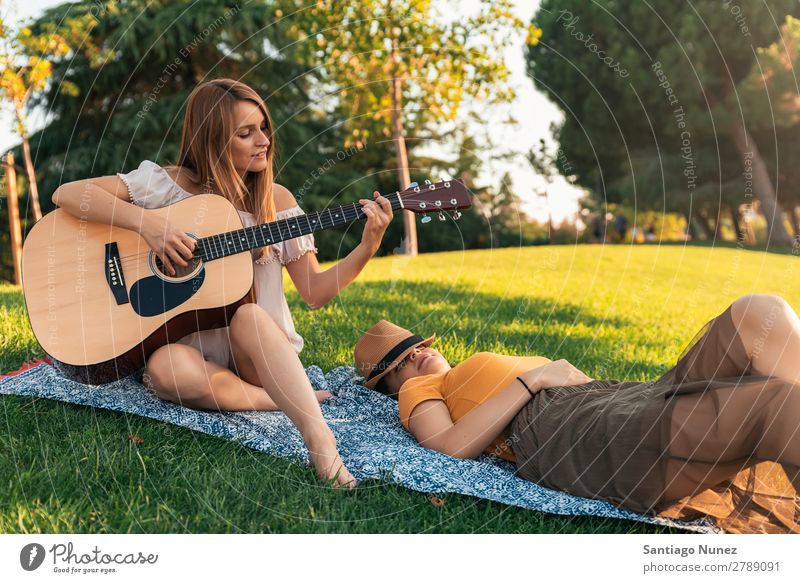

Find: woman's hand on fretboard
<box><xmin>358</xmin><ymin>190</ymin><xmax>394</xmax><ymax>256</ymax></box>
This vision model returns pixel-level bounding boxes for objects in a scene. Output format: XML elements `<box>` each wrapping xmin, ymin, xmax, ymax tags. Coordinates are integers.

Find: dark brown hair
<box><xmin>375</xmin><ymin>376</ymin><xmax>390</xmax><ymax>396</ymax></box>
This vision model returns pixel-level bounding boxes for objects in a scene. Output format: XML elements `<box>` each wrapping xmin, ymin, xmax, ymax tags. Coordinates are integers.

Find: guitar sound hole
<box><xmin>154</xmin><ymin>254</ymin><xmax>203</xmax><ymax>278</ymax></box>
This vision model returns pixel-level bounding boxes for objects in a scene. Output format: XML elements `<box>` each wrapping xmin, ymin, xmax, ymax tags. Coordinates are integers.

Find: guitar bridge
<box><xmin>105</xmin><ymin>242</ymin><xmax>129</xmax><ymax>305</ymax></box>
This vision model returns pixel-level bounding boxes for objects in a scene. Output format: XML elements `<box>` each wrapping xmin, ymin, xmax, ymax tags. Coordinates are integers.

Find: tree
<box><xmin>0</xmin><ymin>5</ymin><xmax>103</xmax><ymax>221</ymax></box>
<box><xmin>527</xmin><ymin>0</ymin><xmax>800</xmax><ymax>247</ymax></box>
<box><xmin>25</xmin><ymin>1</ymin><xmax>309</xmax><ymax>187</ymax></box>
<box><xmin>278</xmin><ymin>0</ymin><xmax>536</xmax><ymax>254</ymax></box>
<box><xmin>5</xmin><ymin>0</ymin><xmax>366</xmax><ymax>266</ymax></box>
<box><xmin>478</xmin><ymin>172</ymin><xmax>530</xmax><ymax>247</ymax></box>
<box><xmin>738</xmin><ymin>15</ymin><xmax>800</xmax><ymax>238</ymax></box>
<box><xmin>528</xmin><ymin>137</ymin><xmax>580</xmax><ymax>243</ymax></box>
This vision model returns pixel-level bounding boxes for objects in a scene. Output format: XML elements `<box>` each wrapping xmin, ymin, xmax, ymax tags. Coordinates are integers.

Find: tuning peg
<box><xmin>408</xmin><ymin>182</ymin><xmax>418</xmax><ymax>189</ymax></box>
<box><xmin>424</xmin><ymin>179</ymin><xmax>432</xmax><ymax>185</ymax></box>
<box><xmin>421</xmin><ymin>214</ymin><xmax>431</xmax><ymax>224</ymax></box>
<box><xmin>438</xmin><ymin>212</ymin><xmax>446</xmax><ymax>221</ymax></box>
<box><xmin>452</xmin><ymin>210</ymin><xmax>462</xmax><ymax>220</ymax></box>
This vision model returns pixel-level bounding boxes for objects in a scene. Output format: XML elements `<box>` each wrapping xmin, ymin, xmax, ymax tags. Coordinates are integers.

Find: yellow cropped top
<box><xmin>398</xmin><ymin>352</ymin><xmax>551</xmax><ymax>462</ymax></box>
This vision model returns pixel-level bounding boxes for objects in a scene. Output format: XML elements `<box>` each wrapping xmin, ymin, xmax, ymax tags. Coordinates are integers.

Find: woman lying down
<box><xmin>354</xmin><ymin>294</ymin><xmax>800</xmax><ymax>533</ymax></box>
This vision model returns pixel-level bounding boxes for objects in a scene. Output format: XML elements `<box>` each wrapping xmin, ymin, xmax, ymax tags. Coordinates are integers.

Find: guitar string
<box><xmin>113</xmin><ymin>194</ymin><xmax>417</xmax><ymax>266</ymax></box>
<box><xmin>113</xmin><ymin>189</ymin><xmax>458</xmax><ymax>268</ymax></box>
<box><xmin>115</xmin><ymin>204</ymin><xmax>370</xmax><ymax>266</ymax></box>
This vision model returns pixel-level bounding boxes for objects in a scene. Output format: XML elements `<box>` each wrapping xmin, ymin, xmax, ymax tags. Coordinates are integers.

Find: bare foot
<box><xmin>315</xmin><ymin>390</ymin><xmax>333</xmax><ymax>403</ymax></box>
<box><xmin>306</xmin><ymin>430</ymin><xmax>358</xmax><ymax>489</ymax></box>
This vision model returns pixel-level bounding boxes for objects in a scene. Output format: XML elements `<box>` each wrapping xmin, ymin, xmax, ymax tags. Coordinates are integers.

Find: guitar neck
<box><xmin>195</xmin><ymin>192</ymin><xmax>404</xmax><ymax>262</ymax></box>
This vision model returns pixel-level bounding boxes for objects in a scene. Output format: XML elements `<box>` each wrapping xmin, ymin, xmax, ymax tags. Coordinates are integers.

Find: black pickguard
<box><xmin>129</xmin><ymin>270</ymin><xmax>205</xmax><ymax>317</ymax></box>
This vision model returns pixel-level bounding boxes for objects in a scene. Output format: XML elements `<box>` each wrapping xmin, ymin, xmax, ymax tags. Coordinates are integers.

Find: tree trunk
<box><xmin>390</xmin><ymin>34</ymin><xmax>417</xmax><ymax>256</ymax></box>
<box><xmin>15</xmin><ymin>102</ymin><xmax>42</xmax><ymax>221</ymax></box>
<box><xmin>729</xmin><ymin>113</ymin><xmax>792</xmax><ymax>247</ymax></box>
<box><xmin>539</xmin><ymin>190</ymin><xmax>553</xmax><ymax>244</ymax></box>
<box><xmin>692</xmin><ymin>209</ymin><xmax>711</xmax><ymax>239</ymax></box>
<box><xmin>786</xmin><ymin>206</ymin><xmax>800</xmax><ymax>239</ymax></box>
<box><xmin>682</xmin><ymin>212</ymin><xmax>696</xmax><ymax>240</ymax></box>
<box><xmin>698</xmin><ymin>207</ymin><xmax>716</xmax><ymax>239</ymax></box>
<box><xmin>742</xmin><ymin>204</ymin><xmax>757</xmax><ymax>245</ymax></box>
<box><xmin>729</xmin><ymin>203</ymin><xmax>744</xmax><ymax>242</ymax></box>
<box><xmin>4</xmin><ymin>152</ymin><xmax>23</xmax><ymax>285</ymax></box>
<box><xmin>710</xmin><ymin>205</ymin><xmax>723</xmax><ymax>239</ymax></box>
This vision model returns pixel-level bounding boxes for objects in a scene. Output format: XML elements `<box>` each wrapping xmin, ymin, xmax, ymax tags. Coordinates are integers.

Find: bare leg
<box><xmin>661</xmin><ymin>293</ymin><xmax>800</xmax><ymax>505</ymax></box>
<box><xmin>227</xmin><ymin>303</ymin><xmax>356</xmax><ymax>489</ymax></box>
<box><xmin>730</xmin><ymin>293</ymin><xmax>800</xmax><ymax>382</ymax></box>
<box><xmin>144</xmin><ymin>344</ymin><xmax>331</xmax><ymax>411</ymax></box>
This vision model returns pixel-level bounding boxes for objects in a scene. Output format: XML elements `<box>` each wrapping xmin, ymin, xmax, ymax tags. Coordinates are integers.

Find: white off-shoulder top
<box><xmin>117</xmin><ymin>159</ymin><xmax>317</xmax><ymax>368</ymax></box>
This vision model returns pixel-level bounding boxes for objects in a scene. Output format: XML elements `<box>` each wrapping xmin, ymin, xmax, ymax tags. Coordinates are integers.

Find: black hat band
<box><xmin>366</xmin><ymin>335</ymin><xmax>425</xmax><ymax>381</ymax></box>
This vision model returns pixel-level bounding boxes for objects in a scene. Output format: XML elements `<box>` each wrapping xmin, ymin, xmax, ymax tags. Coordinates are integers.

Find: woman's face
<box><xmin>229</xmin><ymin>100</ymin><xmax>271</xmax><ymax>176</ymax></box>
<box><xmin>382</xmin><ymin>345</ymin><xmax>451</xmax><ymax>397</ymax></box>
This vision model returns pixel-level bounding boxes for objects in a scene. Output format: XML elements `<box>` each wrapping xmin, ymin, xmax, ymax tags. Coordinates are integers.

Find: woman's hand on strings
<box><xmin>521</xmin><ymin>359</ymin><xmax>594</xmax><ymax>393</ymax></box>
<box><xmin>141</xmin><ymin>215</ymin><xmax>196</xmax><ymax>276</ymax></box>
<box><xmin>359</xmin><ymin>190</ymin><xmax>393</xmax><ymax>256</ymax></box>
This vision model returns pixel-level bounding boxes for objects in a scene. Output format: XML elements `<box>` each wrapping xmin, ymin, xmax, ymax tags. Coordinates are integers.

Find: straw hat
<box><xmin>354</xmin><ymin>320</ymin><xmax>435</xmax><ymax>389</ymax></box>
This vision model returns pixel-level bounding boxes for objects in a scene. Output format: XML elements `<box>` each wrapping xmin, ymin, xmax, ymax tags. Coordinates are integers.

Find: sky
<box><xmin>0</xmin><ymin>0</ymin><xmax>586</xmax><ymax>224</ymax></box>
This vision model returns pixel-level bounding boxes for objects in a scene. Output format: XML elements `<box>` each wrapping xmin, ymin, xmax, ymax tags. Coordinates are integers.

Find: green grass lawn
<box><xmin>3</xmin><ymin>243</ymin><xmax>799</xmax><ymax>533</ymax></box>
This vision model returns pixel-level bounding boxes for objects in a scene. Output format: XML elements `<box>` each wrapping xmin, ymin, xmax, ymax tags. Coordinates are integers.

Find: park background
<box><xmin>2</xmin><ymin>0</ymin><xmax>800</xmax><ymax>534</ymax></box>
<box><xmin>5</xmin><ymin>0</ymin><xmax>800</xmax><ymax>280</ymax></box>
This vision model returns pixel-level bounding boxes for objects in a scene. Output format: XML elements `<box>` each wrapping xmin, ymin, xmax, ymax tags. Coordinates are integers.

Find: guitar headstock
<box><xmin>397</xmin><ymin>179</ymin><xmax>471</xmax><ymax>221</ymax></box>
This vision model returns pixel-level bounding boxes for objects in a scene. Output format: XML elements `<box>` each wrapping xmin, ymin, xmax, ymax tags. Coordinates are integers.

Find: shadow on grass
<box><xmin>4</xmin><ymin>276</ymin><xmax>676</xmax><ymax>379</ymax></box>
<box><xmin>638</xmin><ymin>239</ymin><xmax>800</xmax><ymax>257</ymax></box>
<box><xmin>0</xmin><ymin>394</ymin><xmax>684</xmax><ymax>534</ymax></box>
<box><xmin>1</xmin><ymin>280</ymin><xmax>692</xmax><ymax>534</ymax></box>
<box><xmin>295</xmin><ymin>280</ymin><xmax>670</xmax><ymax>380</ymax></box>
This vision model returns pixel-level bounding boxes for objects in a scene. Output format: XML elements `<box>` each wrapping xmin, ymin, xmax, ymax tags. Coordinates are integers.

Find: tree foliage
<box><xmin>2</xmin><ymin>0</ymin><xmax>542</xmax><ymax>279</ymax></box>
<box><xmin>276</xmin><ymin>0</ymin><xmax>531</xmax><ymax>147</ymax></box>
<box><xmin>273</xmin><ymin>0</ymin><xmax>535</xmax><ymax>254</ymax></box>
<box><xmin>1</xmin><ymin>4</ymin><xmax>106</xmax><ymax>222</ymax></box>
<box><xmin>526</xmin><ymin>0</ymin><xmax>800</xmax><ymax>243</ymax></box>
<box><xmin>13</xmin><ymin>0</ymin><xmax>382</xmax><ymax>258</ymax></box>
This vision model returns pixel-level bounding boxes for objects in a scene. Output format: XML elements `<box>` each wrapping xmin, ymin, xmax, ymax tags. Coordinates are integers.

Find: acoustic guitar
<box><xmin>21</xmin><ymin>179</ymin><xmax>471</xmax><ymax>384</ymax></box>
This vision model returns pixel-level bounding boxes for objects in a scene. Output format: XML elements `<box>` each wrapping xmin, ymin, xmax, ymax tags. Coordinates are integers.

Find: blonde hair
<box><xmin>168</xmin><ymin>78</ymin><xmax>277</xmax><ymax>259</ymax></box>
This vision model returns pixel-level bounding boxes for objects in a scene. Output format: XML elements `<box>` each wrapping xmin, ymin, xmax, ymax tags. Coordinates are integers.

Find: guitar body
<box><xmin>21</xmin><ymin>178</ymin><xmax>473</xmax><ymax>385</ymax></box>
<box><xmin>22</xmin><ymin>195</ymin><xmax>253</xmax><ymax>385</ymax></box>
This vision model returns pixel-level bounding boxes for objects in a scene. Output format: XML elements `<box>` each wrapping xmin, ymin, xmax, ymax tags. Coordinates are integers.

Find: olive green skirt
<box><xmin>509</xmin><ymin>303</ymin><xmax>800</xmax><ymax>532</ymax></box>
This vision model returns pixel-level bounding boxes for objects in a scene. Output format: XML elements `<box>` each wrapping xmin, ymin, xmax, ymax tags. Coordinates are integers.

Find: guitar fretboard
<box><xmin>196</xmin><ymin>192</ymin><xmax>403</xmax><ymax>261</ymax></box>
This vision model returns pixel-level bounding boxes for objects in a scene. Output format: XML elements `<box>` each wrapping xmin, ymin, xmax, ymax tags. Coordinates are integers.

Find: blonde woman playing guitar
<box><xmin>49</xmin><ymin>78</ymin><xmax>394</xmax><ymax>489</ymax></box>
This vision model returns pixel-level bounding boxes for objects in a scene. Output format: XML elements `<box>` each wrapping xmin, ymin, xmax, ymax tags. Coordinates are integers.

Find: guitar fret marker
<box><xmin>195</xmin><ymin>179</ymin><xmax>464</xmax><ymax>262</ymax></box>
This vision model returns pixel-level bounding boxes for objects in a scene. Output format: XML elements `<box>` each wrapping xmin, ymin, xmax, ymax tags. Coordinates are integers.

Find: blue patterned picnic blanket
<box><xmin>0</xmin><ymin>361</ymin><xmax>718</xmax><ymax>533</ymax></box>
